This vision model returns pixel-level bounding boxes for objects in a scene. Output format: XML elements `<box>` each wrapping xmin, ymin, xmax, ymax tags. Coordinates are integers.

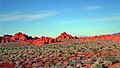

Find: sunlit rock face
<box><xmin>1</xmin><ymin>32</ymin><xmax>120</xmax><ymax>45</ymax></box>
<box><xmin>11</xmin><ymin>32</ymin><xmax>32</xmax><ymax>42</ymax></box>
<box><xmin>32</xmin><ymin>36</ymin><xmax>59</xmax><ymax>45</ymax></box>
<box><xmin>57</xmin><ymin>32</ymin><xmax>74</xmax><ymax>39</ymax></box>
<box><xmin>0</xmin><ymin>32</ymin><xmax>60</xmax><ymax>45</ymax></box>
<box><xmin>78</xmin><ymin>34</ymin><xmax>120</xmax><ymax>43</ymax></box>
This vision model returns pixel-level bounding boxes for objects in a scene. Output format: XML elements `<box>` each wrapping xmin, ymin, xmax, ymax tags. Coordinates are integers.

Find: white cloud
<box><xmin>0</xmin><ymin>11</ymin><xmax>59</xmax><ymax>22</ymax></box>
<box><xmin>25</xmin><ymin>12</ymin><xmax>58</xmax><ymax>20</ymax></box>
<box><xmin>86</xmin><ymin>6</ymin><xmax>103</xmax><ymax>10</ymax></box>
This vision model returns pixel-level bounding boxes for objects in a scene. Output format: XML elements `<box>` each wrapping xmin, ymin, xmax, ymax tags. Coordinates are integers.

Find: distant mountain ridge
<box><xmin>112</xmin><ymin>32</ymin><xmax>120</xmax><ymax>35</ymax></box>
<box><xmin>1</xmin><ymin>32</ymin><xmax>120</xmax><ymax>45</ymax></box>
<box><xmin>0</xmin><ymin>32</ymin><xmax>76</xmax><ymax>45</ymax></box>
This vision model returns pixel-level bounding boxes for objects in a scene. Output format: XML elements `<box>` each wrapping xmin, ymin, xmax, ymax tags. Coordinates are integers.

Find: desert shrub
<box><xmin>90</xmin><ymin>48</ymin><xmax>97</xmax><ymax>54</ymax></box>
<box><xmin>105</xmin><ymin>55</ymin><xmax>120</xmax><ymax>64</ymax></box>
<box><xmin>104</xmin><ymin>60</ymin><xmax>112</xmax><ymax>67</ymax></box>
<box><xmin>91</xmin><ymin>61</ymin><xmax>102</xmax><ymax>68</ymax></box>
<box><xmin>100</xmin><ymin>46</ymin><xmax>104</xmax><ymax>50</ymax></box>
<box><xmin>0</xmin><ymin>40</ymin><xmax>120</xmax><ymax>67</ymax></box>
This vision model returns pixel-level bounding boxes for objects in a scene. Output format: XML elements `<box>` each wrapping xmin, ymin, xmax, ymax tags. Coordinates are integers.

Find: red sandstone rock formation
<box><xmin>78</xmin><ymin>34</ymin><xmax>120</xmax><ymax>43</ymax></box>
<box><xmin>33</xmin><ymin>36</ymin><xmax>39</xmax><ymax>40</ymax></box>
<box><xmin>0</xmin><ymin>37</ymin><xmax>2</xmax><ymax>43</ymax></box>
<box><xmin>57</xmin><ymin>32</ymin><xmax>74</xmax><ymax>39</ymax></box>
<box><xmin>11</xmin><ymin>32</ymin><xmax>28</xmax><ymax>41</ymax></box>
<box><xmin>0</xmin><ymin>32</ymin><xmax>61</xmax><ymax>45</ymax></box>
<box><xmin>1</xmin><ymin>32</ymin><xmax>120</xmax><ymax>45</ymax></box>
<box><xmin>73</xmin><ymin>36</ymin><xmax>78</xmax><ymax>39</ymax></box>
<box><xmin>0</xmin><ymin>35</ymin><xmax>12</xmax><ymax>43</ymax></box>
<box><xmin>32</xmin><ymin>36</ymin><xmax>59</xmax><ymax>45</ymax></box>
<box><xmin>10</xmin><ymin>32</ymin><xmax>33</xmax><ymax>42</ymax></box>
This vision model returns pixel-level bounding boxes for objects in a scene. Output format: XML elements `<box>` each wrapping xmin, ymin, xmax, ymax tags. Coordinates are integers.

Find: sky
<box><xmin>0</xmin><ymin>0</ymin><xmax>120</xmax><ymax>37</ymax></box>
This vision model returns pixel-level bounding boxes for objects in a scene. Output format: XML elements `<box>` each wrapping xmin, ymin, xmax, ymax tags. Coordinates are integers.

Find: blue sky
<box><xmin>0</xmin><ymin>0</ymin><xmax>120</xmax><ymax>37</ymax></box>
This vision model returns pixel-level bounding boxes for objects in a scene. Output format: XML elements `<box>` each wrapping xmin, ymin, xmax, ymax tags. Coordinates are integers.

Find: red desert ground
<box><xmin>0</xmin><ymin>32</ymin><xmax>120</xmax><ymax>68</ymax></box>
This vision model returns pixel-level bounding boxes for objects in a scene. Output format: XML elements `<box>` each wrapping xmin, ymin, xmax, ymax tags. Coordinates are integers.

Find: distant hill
<box><xmin>1</xmin><ymin>32</ymin><xmax>120</xmax><ymax>45</ymax></box>
<box><xmin>113</xmin><ymin>32</ymin><xmax>120</xmax><ymax>35</ymax></box>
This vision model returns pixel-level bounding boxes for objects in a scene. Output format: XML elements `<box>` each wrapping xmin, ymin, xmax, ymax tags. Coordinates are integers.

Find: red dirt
<box><xmin>0</xmin><ymin>62</ymin><xmax>15</xmax><ymax>68</ymax></box>
<box><xmin>109</xmin><ymin>63</ymin><xmax>120</xmax><ymax>68</ymax></box>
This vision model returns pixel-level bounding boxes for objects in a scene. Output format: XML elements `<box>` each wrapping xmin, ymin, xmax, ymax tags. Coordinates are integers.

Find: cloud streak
<box><xmin>86</xmin><ymin>6</ymin><xmax>103</xmax><ymax>10</ymax></box>
<box><xmin>0</xmin><ymin>11</ymin><xmax>59</xmax><ymax>22</ymax></box>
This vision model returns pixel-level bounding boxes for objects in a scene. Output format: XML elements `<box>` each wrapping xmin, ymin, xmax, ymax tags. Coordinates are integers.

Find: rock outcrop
<box><xmin>0</xmin><ymin>32</ymin><xmax>60</xmax><ymax>45</ymax></box>
<box><xmin>57</xmin><ymin>32</ymin><xmax>74</xmax><ymax>39</ymax></box>
<box><xmin>0</xmin><ymin>35</ymin><xmax>12</xmax><ymax>43</ymax></box>
<box><xmin>78</xmin><ymin>34</ymin><xmax>120</xmax><ymax>43</ymax></box>
<box><xmin>73</xmin><ymin>36</ymin><xmax>78</xmax><ymax>39</ymax></box>
<box><xmin>33</xmin><ymin>36</ymin><xmax>59</xmax><ymax>45</ymax></box>
<box><xmin>11</xmin><ymin>32</ymin><xmax>32</xmax><ymax>42</ymax></box>
<box><xmin>1</xmin><ymin>32</ymin><xmax>120</xmax><ymax>45</ymax></box>
<box><xmin>0</xmin><ymin>37</ymin><xmax>2</xmax><ymax>43</ymax></box>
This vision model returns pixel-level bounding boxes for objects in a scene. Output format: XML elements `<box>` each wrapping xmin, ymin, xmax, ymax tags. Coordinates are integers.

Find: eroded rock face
<box><xmin>57</xmin><ymin>32</ymin><xmax>74</xmax><ymax>39</ymax></box>
<box><xmin>11</xmin><ymin>32</ymin><xmax>27</xmax><ymax>41</ymax></box>
<box><xmin>78</xmin><ymin>34</ymin><xmax>120</xmax><ymax>43</ymax></box>
<box><xmin>33</xmin><ymin>36</ymin><xmax>39</xmax><ymax>40</ymax></box>
<box><xmin>0</xmin><ymin>37</ymin><xmax>2</xmax><ymax>43</ymax></box>
<box><xmin>74</xmin><ymin>36</ymin><xmax>78</xmax><ymax>39</ymax></box>
<box><xmin>11</xmin><ymin>32</ymin><xmax>33</xmax><ymax>42</ymax></box>
<box><xmin>0</xmin><ymin>32</ymin><xmax>61</xmax><ymax>45</ymax></box>
<box><xmin>0</xmin><ymin>35</ymin><xmax>12</xmax><ymax>43</ymax></box>
<box><xmin>32</xmin><ymin>36</ymin><xmax>59</xmax><ymax>45</ymax></box>
<box><xmin>1</xmin><ymin>32</ymin><xmax>120</xmax><ymax>45</ymax></box>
